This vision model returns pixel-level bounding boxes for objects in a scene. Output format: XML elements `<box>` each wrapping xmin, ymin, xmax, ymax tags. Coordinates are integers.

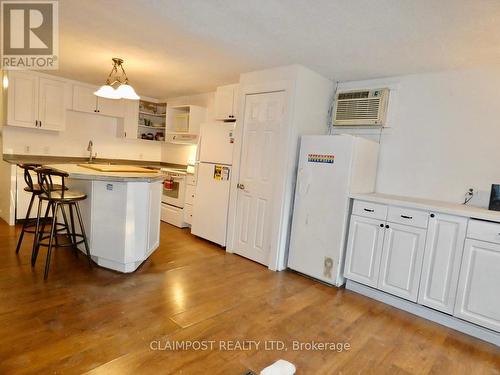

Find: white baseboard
<box><xmin>346</xmin><ymin>280</ymin><xmax>500</xmax><ymax>347</ymax></box>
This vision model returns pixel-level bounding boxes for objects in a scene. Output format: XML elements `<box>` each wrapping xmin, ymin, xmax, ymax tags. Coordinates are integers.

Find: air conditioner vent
<box><xmin>333</xmin><ymin>88</ymin><xmax>389</xmax><ymax>126</ymax></box>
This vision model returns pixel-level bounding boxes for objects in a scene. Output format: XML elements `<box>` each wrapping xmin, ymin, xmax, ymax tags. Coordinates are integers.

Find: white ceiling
<box><xmin>55</xmin><ymin>0</ymin><xmax>500</xmax><ymax>98</ymax></box>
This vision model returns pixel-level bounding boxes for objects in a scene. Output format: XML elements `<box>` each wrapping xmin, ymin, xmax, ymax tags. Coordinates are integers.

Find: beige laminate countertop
<box><xmin>3</xmin><ymin>154</ymin><xmax>187</xmax><ymax>171</ymax></box>
<box><xmin>46</xmin><ymin>164</ymin><xmax>167</xmax><ymax>182</ymax></box>
<box><xmin>350</xmin><ymin>192</ymin><xmax>500</xmax><ymax>223</ymax></box>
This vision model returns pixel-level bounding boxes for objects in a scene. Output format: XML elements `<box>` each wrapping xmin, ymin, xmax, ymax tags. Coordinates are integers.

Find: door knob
<box><xmin>237</xmin><ymin>183</ymin><xmax>245</xmax><ymax>190</ymax></box>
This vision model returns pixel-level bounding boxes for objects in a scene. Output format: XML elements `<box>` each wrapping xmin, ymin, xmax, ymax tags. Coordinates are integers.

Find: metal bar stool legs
<box><xmin>15</xmin><ymin>191</ymin><xmax>36</xmax><ymax>254</ymax></box>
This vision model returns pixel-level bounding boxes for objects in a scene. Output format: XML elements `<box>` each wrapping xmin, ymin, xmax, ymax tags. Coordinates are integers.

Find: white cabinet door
<box><xmin>454</xmin><ymin>239</ymin><xmax>500</xmax><ymax>332</ymax></box>
<box><xmin>215</xmin><ymin>84</ymin><xmax>236</xmax><ymax>120</ymax></box>
<box><xmin>378</xmin><ymin>223</ymin><xmax>426</xmax><ymax>302</ymax></box>
<box><xmin>418</xmin><ymin>214</ymin><xmax>467</xmax><ymax>313</ymax></box>
<box><xmin>7</xmin><ymin>71</ymin><xmax>38</xmax><ymax>128</ymax></box>
<box><xmin>98</xmin><ymin>97</ymin><xmax>125</xmax><ymax>118</ymax></box>
<box><xmin>38</xmin><ymin>77</ymin><xmax>67</xmax><ymax>131</ymax></box>
<box><xmin>72</xmin><ymin>84</ymin><xmax>98</xmax><ymax>114</ymax></box>
<box><xmin>344</xmin><ymin>215</ymin><xmax>385</xmax><ymax>288</ymax></box>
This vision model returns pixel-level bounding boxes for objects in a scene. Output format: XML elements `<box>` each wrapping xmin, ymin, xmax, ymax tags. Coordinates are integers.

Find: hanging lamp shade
<box><xmin>94</xmin><ymin>58</ymin><xmax>140</xmax><ymax>100</ymax></box>
<box><xmin>115</xmin><ymin>83</ymin><xmax>140</xmax><ymax>100</ymax></box>
<box><xmin>94</xmin><ymin>84</ymin><xmax>120</xmax><ymax>99</ymax></box>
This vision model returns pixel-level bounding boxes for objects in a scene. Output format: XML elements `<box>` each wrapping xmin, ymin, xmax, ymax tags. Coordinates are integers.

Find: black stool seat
<box><xmin>39</xmin><ymin>190</ymin><xmax>87</xmax><ymax>202</ymax></box>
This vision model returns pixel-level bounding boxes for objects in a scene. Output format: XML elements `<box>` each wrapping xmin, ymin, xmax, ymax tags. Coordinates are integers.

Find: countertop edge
<box><xmin>350</xmin><ymin>192</ymin><xmax>500</xmax><ymax>223</ymax></box>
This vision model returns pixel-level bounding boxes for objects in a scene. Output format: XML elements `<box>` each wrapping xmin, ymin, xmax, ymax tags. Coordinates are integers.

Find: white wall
<box><xmin>2</xmin><ymin>110</ymin><xmax>162</xmax><ymax>161</ymax></box>
<box><xmin>161</xmin><ymin>92</ymin><xmax>215</xmax><ymax>165</ymax></box>
<box><xmin>337</xmin><ymin>66</ymin><xmax>500</xmax><ymax>207</ymax></box>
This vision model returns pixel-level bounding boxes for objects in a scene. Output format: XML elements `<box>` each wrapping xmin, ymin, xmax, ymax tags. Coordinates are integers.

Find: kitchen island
<box><xmin>46</xmin><ymin>164</ymin><xmax>166</xmax><ymax>273</ymax></box>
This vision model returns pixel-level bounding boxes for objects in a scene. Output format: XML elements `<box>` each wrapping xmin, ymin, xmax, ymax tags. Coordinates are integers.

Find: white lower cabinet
<box><xmin>454</xmin><ymin>239</ymin><xmax>500</xmax><ymax>332</ymax></box>
<box><xmin>344</xmin><ymin>215</ymin><xmax>385</xmax><ymax>288</ymax></box>
<box><xmin>418</xmin><ymin>214</ymin><xmax>467</xmax><ymax>313</ymax></box>
<box><xmin>345</xmin><ymin>199</ymin><xmax>500</xmax><ymax>339</ymax></box>
<box><xmin>378</xmin><ymin>223</ymin><xmax>426</xmax><ymax>302</ymax></box>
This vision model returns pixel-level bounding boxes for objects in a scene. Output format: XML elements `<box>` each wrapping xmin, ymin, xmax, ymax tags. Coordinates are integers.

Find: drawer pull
<box><xmin>401</xmin><ymin>215</ymin><xmax>413</xmax><ymax>219</ymax></box>
<box><xmin>364</xmin><ymin>208</ymin><xmax>375</xmax><ymax>212</ymax></box>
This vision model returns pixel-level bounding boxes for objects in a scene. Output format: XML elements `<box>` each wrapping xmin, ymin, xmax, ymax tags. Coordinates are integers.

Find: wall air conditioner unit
<box><xmin>332</xmin><ymin>88</ymin><xmax>389</xmax><ymax>126</ymax></box>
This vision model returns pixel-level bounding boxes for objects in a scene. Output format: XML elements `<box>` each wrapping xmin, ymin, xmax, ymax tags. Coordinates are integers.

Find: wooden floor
<box><xmin>0</xmin><ymin>220</ymin><xmax>498</xmax><ymax>375</ymax></box>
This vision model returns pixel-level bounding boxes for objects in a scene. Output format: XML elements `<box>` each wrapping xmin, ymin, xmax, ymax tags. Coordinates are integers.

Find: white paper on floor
<box><xmin>260</xmin><ymin>359</ymin><xmax>296</xmax><ymax>375</ymax></box>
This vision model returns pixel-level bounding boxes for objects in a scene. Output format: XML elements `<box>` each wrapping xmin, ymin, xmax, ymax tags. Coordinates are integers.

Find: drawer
<box><xmin>387</xmin><ymin>206</ymin><xmax>429</xmax><ymax>229</ymax></box>
<box><xmin>467</xmin><ymin>219</ymin><xmax>500</xmax><ymax>244</ymax></box>
<box><xmin>184</xmin><ymin>203</ymin><xmax>193</xmax><ymax>225</ymax></box>
<box><xmin>185</xmin><ymin>184</ymin><xmax>195</xmax><ymax>205</ymax></box>
<box><xmin>186</xmin><ymin>174</ymin><xmax>196</xmax><ymax>186</ymax></box>
<box><xmin>352</xmin><ymin>200</ymin><xmax>388</xmax><ymax>220</ymax></box>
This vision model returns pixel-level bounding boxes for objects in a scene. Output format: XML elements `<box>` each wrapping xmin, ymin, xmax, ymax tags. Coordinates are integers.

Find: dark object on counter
<box><xmin>489</xmin><ymin>184</ymin><xmax>500</xmax><ymax>211</ymax></box>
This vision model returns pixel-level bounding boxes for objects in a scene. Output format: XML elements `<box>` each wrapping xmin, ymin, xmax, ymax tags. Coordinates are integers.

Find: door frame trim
<box><xmin>226</xmin><ymin>80</ymin><xmax>295</xmax><ymax>271</ymax></box>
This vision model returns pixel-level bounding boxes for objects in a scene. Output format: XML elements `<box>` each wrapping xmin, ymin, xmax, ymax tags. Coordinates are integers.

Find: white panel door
<box><xmin>343</xmin><ymin>215</ymin><xmax>385</xmax><ymax>287</ymax></box>
<box><xmin>7</xmin><ymin>71</ymin><xmax>38</xmax><ymax>128</ymax></box>
<box><xmin>233</xmin><ymin>91</ymin><xmax>286</xmax><ymax>265</ymax></box>
<box><xmin>418</xmin><ymin>213</ymin><xmax>467</xmax><ymax>313</ymax></box>
<box><xmin>378</xmin><ymin>223</ymin><xmax>426</xmax><ymax>302</ymax></box>
<box><xmin>38</xmin><ymin>77</ymin><xmax>67</xmax><ymax>131</ymax></box>
<box><xmin>454</xmin><ymin>239</ymin><xmax>500</xmax><ymax>332</ymax></box>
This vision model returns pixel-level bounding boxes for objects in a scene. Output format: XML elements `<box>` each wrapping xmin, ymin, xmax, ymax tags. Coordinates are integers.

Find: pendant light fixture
<box><xmin>94</xmin><ymin>58</ymin><xmax>140</xmax><ymax>100</ymax></box>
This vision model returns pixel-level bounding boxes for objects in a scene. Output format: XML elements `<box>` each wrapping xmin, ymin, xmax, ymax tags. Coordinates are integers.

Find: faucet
<box><xmin>87</xmin><ymin>140</ymin><xmax>97</xmax><ymax>163</ymax></box>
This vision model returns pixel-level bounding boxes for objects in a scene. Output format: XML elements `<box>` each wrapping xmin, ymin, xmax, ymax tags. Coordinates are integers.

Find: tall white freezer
<box><xmin>191</xmin><ymin>122</ymin><xmax>235</xmax><ymax>246</ymax></box>
<box><xmin>287</xmin><ymin>135</ymin><xmax>379</xmax><ymax>286</ymax></box>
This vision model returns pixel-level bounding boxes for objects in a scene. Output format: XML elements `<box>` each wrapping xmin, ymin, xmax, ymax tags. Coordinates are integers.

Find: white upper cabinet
<box><xmin>344</xmin><ymin>215</ymin><xmax>385</xmax><ymax>288</ymax></box>
<box><xmin>215</xmin><ymin>84</ymin><xmax>238</xmax><ymax>120</ymax></box>
<box><xmin>418</xmin><ymin>213</ymin><xmax>467</xmax><ymax>314</ymax></box>
<box><xmin>72</xmin><ymin>84</ymin><xmax>97</xmax><ymax>113</ymax></box>
<box><xmin>38</xmin><ymin>77</ymin><xmax>69</xmax><ymax>131</ymax></box>
<box><xmin>7</xmin><ymin>71</ymin><xmax>38</xmax><ymax>128</ymax></box>
<box><xmin>378</xmin><ymin>222</ymin><xmax>426</xmax><ymax>302</ymax></box>
<box><xmin>454</xmin><ymin>238</ymin><xmax>500</xmax><ymax>332</ymax></box>
<box><xmin>98</xmin><ymin>97</ymin><xmax>125</xmax><ymax>118</ymax></box>
<box><xmin>72</xmin><ymin>83</ymin><xmax>125</xmax><ymax>118</ymax></box>
<box><xmin>166</xmin><ymin>105</ymin><xmax>207</xmax><ymax>136</ymax></box>
<box><xmin>6</xmin><ymin>71</ymin><xmax>67</xmax><ymax>131</ymax></box>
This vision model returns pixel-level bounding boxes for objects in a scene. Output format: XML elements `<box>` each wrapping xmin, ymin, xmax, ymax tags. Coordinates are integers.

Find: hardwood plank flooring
<box><xmin>0</xmin><ymin>220</ymin><xmax>498</xmax><ymax>374</ymax></box>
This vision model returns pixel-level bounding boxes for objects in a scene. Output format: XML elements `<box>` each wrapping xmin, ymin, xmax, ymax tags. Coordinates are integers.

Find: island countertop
<box><xmin>45</xmin><ymin>163</ymin><xmax>167</xmax><ymax>182</ymax></box>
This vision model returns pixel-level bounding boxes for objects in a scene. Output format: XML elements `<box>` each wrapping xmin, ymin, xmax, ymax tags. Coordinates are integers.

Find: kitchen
<box><xmin>0</xmin><ymin>1</ymin><xmax>499</xmax><ymax>374</ymax></box>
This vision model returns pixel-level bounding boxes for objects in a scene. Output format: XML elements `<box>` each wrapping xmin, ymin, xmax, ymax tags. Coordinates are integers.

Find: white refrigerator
<box><xmin>287</xmin><ymin>135</ymin><xmax>379</xmax><ymax>286</ymax></box>
<box><xmin>191</xmin><ymin>122</ymin><xmax>235</xmax><ymax>246</ymax></box>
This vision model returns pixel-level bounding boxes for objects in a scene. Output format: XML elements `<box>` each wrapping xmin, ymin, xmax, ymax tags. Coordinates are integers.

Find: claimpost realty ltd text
<box><xmin>150</xmin><ymin>340</ymin><xmax>351</xmax><ymax>352</ymax></box>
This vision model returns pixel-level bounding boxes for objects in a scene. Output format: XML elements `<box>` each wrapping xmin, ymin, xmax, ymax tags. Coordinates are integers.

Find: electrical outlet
<box><xmin>139</xmin><ymin>153</ymin><xmax>143</xmax><ymax>160</ymax></box>
<box><xmin>24</xmin><ymin>146</ymin><xmax>30</xmax><ymax>153</ymax></box>
<box><xmin>43</xmin><ymin>146</ymin><xmax>50</xmax><ymax>154</ymax></box>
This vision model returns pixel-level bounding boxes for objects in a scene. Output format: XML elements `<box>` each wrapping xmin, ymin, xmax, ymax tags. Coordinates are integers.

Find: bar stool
<box><xmin>32</xmin><ymin>168</ymin><xmax>92</xmax><ymax>280</ymax></box>
<box><xmin>15</xmin><ymin>164</ymin><xmax>68</xmax><ymax>255</ymax></box>
<box><xmin>15</xmin><ymin>164</ymin><xmax>41</xmax><ymax>254</ymax></box>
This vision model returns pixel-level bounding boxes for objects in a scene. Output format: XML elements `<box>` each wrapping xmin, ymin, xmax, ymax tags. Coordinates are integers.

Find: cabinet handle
<box><xmin>401</xmin><ymin>215</ymin><xmax>413</xmax><ymax>219</ymax></box>
<box><xmin>35</xmin><ymin>120</ymin><xmax>38</xmax><ymax>127</ymax></box>
<box><xmin>39</xmin><ymin>121</ymin><xmax>42</xmax><ymax>128</ymax></box>
<box><xmin>379</xmin><ymin>224</ymin><xmax>384</xmax><ymax>227</ymax></box>
<box><xmin>363</xmin><ymin>208</ymin><xmax>374</xmax><ymax>212</ymax></box>
<box><xmin>430</xmin><ymin>213</ymin><xmax>435</xmax><ymax>218</ymax></box>
<box><xmin>385</xmin><ymin>225</ymin><xmax>390</xmax><ymax>229</ymax></box>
